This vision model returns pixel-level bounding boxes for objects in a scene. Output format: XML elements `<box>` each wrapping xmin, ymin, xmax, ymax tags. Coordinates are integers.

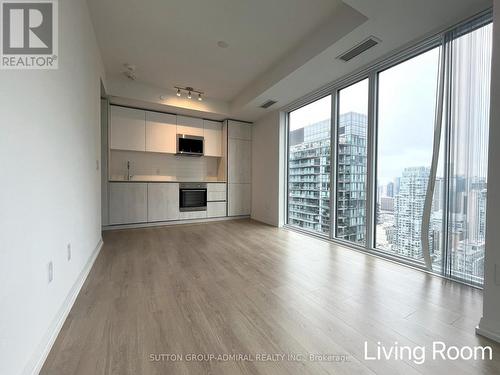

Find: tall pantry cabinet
<box><xmin>226</xmin><ymin>120</ymin><xmax>252</xmax><ymax>216</ymax></box>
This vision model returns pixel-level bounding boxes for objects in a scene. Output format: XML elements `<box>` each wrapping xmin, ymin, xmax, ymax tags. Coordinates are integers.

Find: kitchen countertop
<box><xmin>109</xmin><ymin>175</ymin><xmax>226</xmax><ymax>183</ymax></box>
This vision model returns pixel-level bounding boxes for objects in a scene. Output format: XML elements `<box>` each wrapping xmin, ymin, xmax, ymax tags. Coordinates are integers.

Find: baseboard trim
<box><xmin>476</xmin><ymin>317</ymin><xmax>500</xmax><ymax>343</ymax></box>
<box><xmin>102</xmin><ymin>215</ymin><xmax>250</xmax><ymax>231</ymax></box>
<box><xmin>250</xmin><ymin>215</ymin><xmax>279</xmax><ymax>227</ymax></box>
<box><xmin>24</xmin><ymin>239</ymin><xmax>104</xmax><ymax>375</ymax></box>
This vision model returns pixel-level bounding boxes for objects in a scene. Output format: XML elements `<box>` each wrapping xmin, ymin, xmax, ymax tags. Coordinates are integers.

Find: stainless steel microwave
<box><xmin>176</xmin><ymin>134</ymin><xmax>204</xmax><ymax>156</ymax></box>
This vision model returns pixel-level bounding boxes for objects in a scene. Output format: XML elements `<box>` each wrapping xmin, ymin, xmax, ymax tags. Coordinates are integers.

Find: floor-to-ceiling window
<box><xmin>285</xmin><ymin>12</ymin><xmax>492</xmax><ymax>286</ymax></box>
<box><xmin>375</xmin><ymin>47</ymin><xmax>442</xmax><ymax>263</ymax></box>
<box><xmin>287</xmin><ymin>96</ymin><xmax>332</xmax><ymax>235</ymax></box>
<box><xmin>336</xmin><ymin>79</ymin><xmax>369</xmax><ymax>245</ymax></box>
<box><xmin>446</xmin><ymin>21</ymin><xmax>492</xmax><ymax>285</ymax></box>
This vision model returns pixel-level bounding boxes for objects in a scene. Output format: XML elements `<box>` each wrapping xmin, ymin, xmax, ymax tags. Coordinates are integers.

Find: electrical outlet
<box><xmin>67</xmin><ymin>243</ymin><xmax>72</xmax><ymax>261</ymax></box>
<box><xmin>48</xmin><ymin>262</ymin><xmax>53</xmax><ymax>283</ymax></box>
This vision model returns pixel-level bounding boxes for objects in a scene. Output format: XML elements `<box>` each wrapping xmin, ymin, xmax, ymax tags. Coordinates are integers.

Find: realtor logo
<box><xmin>1</xmin><ymin>0</ymin><xmax>58</xmax><ymax>69</ymax></box>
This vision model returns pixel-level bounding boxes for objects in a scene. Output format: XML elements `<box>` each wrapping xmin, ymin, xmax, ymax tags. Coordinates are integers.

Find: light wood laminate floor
<box><xmin>41</xmin><ymin>219</ymin><xmax>500</xmax><ymax>374</ymax></box>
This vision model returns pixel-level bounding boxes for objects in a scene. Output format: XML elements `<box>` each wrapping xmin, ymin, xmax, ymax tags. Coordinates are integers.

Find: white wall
<box><xmin>0</xmin><ymin>0</ymin><xmax>106</xmax><ymax>374</ymax></box>
<box><xmin>477</xmin><ymin>0</ymin><xmax>500</xmax><ymax>343</ymax></box>
<box><xmin>251</xmin><ymin>111</ymin><xmax>285</xmax><ymax>226</ymax></box>
<box><xmin>109</xmin><ymin>150</ymin><xmax>221</xmax><ymax>181</ymax></box>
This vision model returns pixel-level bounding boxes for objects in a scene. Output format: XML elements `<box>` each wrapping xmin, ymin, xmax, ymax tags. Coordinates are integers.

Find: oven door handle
<box><xmin>181</xmin><ymin>189</ymin><xmax>206</xmax><ymax>192</ymax></box>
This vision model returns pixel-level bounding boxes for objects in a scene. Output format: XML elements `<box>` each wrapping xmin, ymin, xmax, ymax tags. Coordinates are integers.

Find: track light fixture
<box><xmin>174</xmin><ymin>86</ymin><xmax>204</xmax><ymax>101</ymax></box>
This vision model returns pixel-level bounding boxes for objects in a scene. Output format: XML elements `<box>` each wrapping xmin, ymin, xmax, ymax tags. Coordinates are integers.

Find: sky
<box><xmin>376</xmin><ymin>47</ymin><xmax>439</xmax><ymax>184</ymax></box>
<box><xmin>288</xmin><ymin>79</ymin><xmax>368</xmax><ymax>131</ymax></box>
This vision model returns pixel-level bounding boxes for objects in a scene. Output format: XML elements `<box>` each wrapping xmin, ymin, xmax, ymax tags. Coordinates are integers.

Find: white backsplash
<box><xmin>110</xmin><ymin>150</ymin><xmax>222</xmax><ymax>181</ymax></box>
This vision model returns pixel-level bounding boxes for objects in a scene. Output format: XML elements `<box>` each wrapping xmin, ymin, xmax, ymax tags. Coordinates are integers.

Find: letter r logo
<box><xmin>2</xmin><ymin>1</ymin><xmax>53</xmax><ymax>54</ymax></box>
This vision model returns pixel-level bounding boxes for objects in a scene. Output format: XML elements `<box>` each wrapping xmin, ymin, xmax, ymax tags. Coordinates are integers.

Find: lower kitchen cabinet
<box><xmin>179</xmin><ymin>210</ymin><xmax>207</xmax><ymax>220</ymax></box>
<box><xmin>207</xmin><ymin>183</ymin><xmax>226</xmax><ymax>201</ymax></box>
<box><xmin>228</xmin><ymin>183</ymin><xmax>251</xmax><ymax>216</ymax></box>
<box><xmin>109</xmin><ymin>183</ymin><xmax>148</xmax><ymax>224</ymax></box>
<box><xmin>207</xmin><ymin>201</ymin><xmax>227</xmax><ymax>218</ymax></box>
<box><xmin>108</xmin><ymin>181</ymin><xmax>230</xmax><ymax>226</ymax></box>
<box><xmin>147</xmin><ymin>183</ymin><xmax>179</xmax><ymax>222</ymax></box>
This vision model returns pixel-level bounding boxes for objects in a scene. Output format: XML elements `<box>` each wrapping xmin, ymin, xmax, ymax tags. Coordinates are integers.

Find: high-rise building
<box><xmin>380</xmin><ymin>196</ymin><xmax>394</xmax><ymax>211</ymax></box>
<box><xmin>336</xmin><ymin>112</ymin><xmax>367</xmax><ymax>244</ymax></box>
<box><xmin>288</xmin><ymin>112</ymin><xmax>367</xmax><ymax>241</ymax></box>
<box><xmin>466</xmin><ymin>178</ymin><xmax>487</xmax><ymax>243</ymax></box>
<box><xmin>432</xmin><ymin>177</ymin><xmax>444</xmax><ymax>212</ymax></box>
<box><xmin>288</xmin><ymin>120</ymin><xmax>331</xmax><ymax>234</ymax></box>
<box><xmin>393</xmin><ymin>167</ymin><xmax>430</xmax><ymax>259</ymax></box>
<box><xmin>394</xmin><ymin>177</ymin><xmax>401</xmax><ymax>196</ymax></box>
<box><xmin>386</xmin><ymin>182</ymin><xmax>394</xmax><ymax>198</ymax></box>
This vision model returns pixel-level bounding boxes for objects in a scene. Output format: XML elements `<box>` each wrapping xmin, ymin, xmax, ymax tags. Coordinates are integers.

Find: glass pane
<box><xmin>447</xmin><ymin>22</ymin><xmax>492</xmax><ymax>285</ymax></box>
<box><xmin>288</xmin><ymin>96</ymin><xmax>332</xmax><ymax>235</ymax></box>
<box><xmin>336</xmin><ymin>79</ymin><xmax>368</xmax><ymax>244</ymax></box>
<box><xmin>375</xmin><ymin>47</ymin><xmax>442</xmax><ymax>262</ymax></box>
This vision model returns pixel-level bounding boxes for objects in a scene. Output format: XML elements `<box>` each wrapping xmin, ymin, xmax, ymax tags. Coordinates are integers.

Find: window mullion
<box><xmin>330</xmin><ymin>91</ymin><xmax>339</xmax><ymax>240</ymax></box>
<box><xmin>366</xmin><ymin>72</ymin><xmax>378</xmax><ymax>250</ymax></box>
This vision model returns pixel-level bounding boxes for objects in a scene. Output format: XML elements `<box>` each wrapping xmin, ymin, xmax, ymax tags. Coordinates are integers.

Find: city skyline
<box><xmin>289</xmin><ymin>112</ymin><xmax>487</xmax><ymax>283</ymax></box>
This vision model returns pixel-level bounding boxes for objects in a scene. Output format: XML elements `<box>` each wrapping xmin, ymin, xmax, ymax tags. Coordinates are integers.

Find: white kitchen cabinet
<box><xmin>207</xmin><ymin>202</ymin><xmax>227</xmax><ymax>218</ymax></box>
<box><xmin>110</xmin><ymin>106</ymin><xmax>146</xmax><ymax>152</ymax></box>
<box><xmin>203</xmin><ymin>120</ymin><xmax>222</xmax><ymax>157</ymax></box>
<box><xmin>179</xmin><ymin>210</ymin><xmax>207</xmax><ymax>220</ymax></box>
<box><xmin>177</xmin><ymin>115</ymin><xmax>204</xmax><ymax>137</ymax></box>
<box><xmin>228</xmin><ymin>138</ymin><xmax>251</xmax><ymax>183</ymax></box>
<box><xmin>227</xmin><ymin>120</ymin><xmax>252</xmax><ymax>217</ymax></box>
<box><xmin>109</xmin><ymin>182</ymin><xmax>148</xmax><ymax>224</ymax></box>
<box><xmin>147</xmin><ymin>183</ymin><xmax>179</xmax><ymax>222</ymax></box>
<box><xmin>207</xmin><ymin>183</ymin><xmax>226</xmax><ymax>201</ymax></box>
<box><xmin>145</xmin><ymin>112</ymin><xmax>177</xmax><ymax>154</ymax></box>
<box><xmin>228</xmin><ymin>183</ymin><xmax>251</xmax><ymax>216</ymax></box>
<box><xmin>227</xmin><ymin>120</ymin><xmax>252</xmax><ymax>140</ymax></box>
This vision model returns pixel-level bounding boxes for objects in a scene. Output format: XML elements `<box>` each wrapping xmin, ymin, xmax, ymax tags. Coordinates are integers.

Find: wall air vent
<box><xmin>338</xmin><ymin>37</ymin><xmax>380</xmax><ymax>62</ymax></box>
<box><xmin>260</xmin><ymin>100</ymin><xmax>277</xmax><ymax>109</ymax></box>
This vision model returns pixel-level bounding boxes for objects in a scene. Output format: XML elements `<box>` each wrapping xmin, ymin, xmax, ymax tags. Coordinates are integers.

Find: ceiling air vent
<box><xmin>338</xmin><ymin>37</ymin><xmax>380</xmax><ymax>62</ymax></box>
<box><xmin>260</xmin><ymin>100</ymin><xmax>277</xmax><ymax>109</ymax></box>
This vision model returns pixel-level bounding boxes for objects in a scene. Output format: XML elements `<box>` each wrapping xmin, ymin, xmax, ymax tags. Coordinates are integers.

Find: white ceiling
<box><xmin>88</xmin><ymin>0</ymin><xmax>343</xmax><ymax>101</ymax></box>
<box><xmin>89</xmin><ymin>0</ymin><xmax>492</xmax><ymax>121</ymax></box>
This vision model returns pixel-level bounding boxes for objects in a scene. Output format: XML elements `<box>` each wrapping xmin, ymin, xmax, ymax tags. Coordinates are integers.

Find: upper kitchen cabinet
<box><xmin>227</xmin><ymin>120</ymin><xmax>252</xmax><ymax>140</ymax></box>
<box><xmin>145</xmin><ymin>111</ymin><xmax>177</xmax><ymax>154</ymax></box>
<box><xmin>110</xmin><ymin>106</ymin><xmax>146</xmax><ymax>152</ymax></box>
<box><xmin>203</xmin><ymin>120</ymin><xmax>222</xmax><ymax>157</ymax></box>
<box><xmin>177</xmin><ymin>115</ymin><xmax>204</xmax><ymax>137</ymax></box>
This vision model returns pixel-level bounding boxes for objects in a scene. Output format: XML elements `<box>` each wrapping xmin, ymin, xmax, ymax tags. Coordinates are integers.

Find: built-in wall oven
<box><xmin>179</xmin><ymin>183</ymin><xmax>207</xmax><ymax>212</ymax></box>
